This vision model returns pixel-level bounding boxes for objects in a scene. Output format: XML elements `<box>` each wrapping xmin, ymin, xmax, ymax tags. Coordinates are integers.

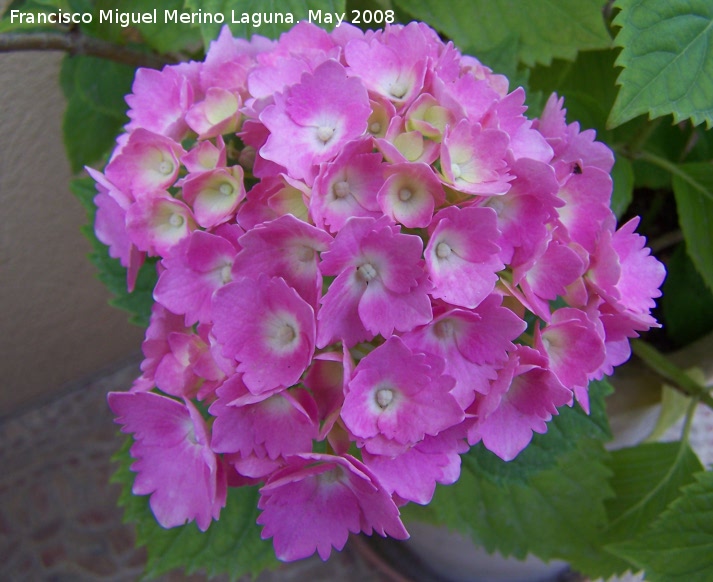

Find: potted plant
<box><xmin>2</xmin><ymin>1</ymin><xmax>711</xmax><ymax>580</ymax></box>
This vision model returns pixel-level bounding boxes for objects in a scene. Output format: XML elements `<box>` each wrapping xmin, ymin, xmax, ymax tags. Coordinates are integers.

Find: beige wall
<box><xmin>0</xmin><ymin>51</ymin><xmax>144</xmax><ymax>416</ymax></box>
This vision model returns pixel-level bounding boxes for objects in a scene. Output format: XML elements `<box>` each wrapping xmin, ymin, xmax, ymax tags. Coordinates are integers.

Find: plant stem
<box><xmin>0</xmin><ymin>30</ymin><xmax>173</xmax><ymax>69</ymax></box>
<box><xmin>626</xmin><ymin>118</ymin><xmax>663</xmax><ymax>157</ymax></box>
<box><xmin>631</xmin><ymin>339</ymin><xmax>713</xmax><ymax>410</ymax></box>
<box><xmin>636</xmin><ymin>149</ymin><xmax>713</xmax><ymax>203</ymax></box>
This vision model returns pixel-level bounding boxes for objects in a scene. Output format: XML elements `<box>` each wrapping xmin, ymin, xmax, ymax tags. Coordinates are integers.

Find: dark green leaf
<box><xmin>662</xmin><ymin>243</ymin><xmax>713</xmax><ymax>347</ymax></box>
<box><xmin>672</xmin><ymin>163</ymin><xmax>713</xmax><ymax>292</ymax></box>
<box><xmin>608</xmin><ymin>470</ymin><xmax>713</xmax><ymax>582</ymax></box>
<box><xmin>529</xmin><ymin>49</ymin><xmax>620</xmax><ymax>138</ymax></box>
<box><xmin>88</xmin><ymin>0</ymin><xmax>202</xmax><ymax>53</ymax></box>
<box><xmin>611</xmin><ymin>153</ymin><xmax>634</xmax><ymax>217</ymax></box>
<box><xmin>608</xmin><ymin>0</ymin><xmax>713</xmax><ymax>128</ymax></box>
<box><xmin>403</xmin><ymin>380</ymin><xmax>613</xmax><ymax>571</ymax></box>
<box><xmin>389</xmin><ymin>0</ymin><xmax>611</xmax><ymax>67</ymax></box>
<box><xmin>61</xmin><ymin>55</ymin><xmax>135</xmax><ymax>172</ymax></box>
<box><xmin>71</xmin><ymin>177</ymin><xmax>156</xmax><ymax>327</ymax></box>
<box><xmin>112</xmin><ymin>438</ymin><xmax>279</xmax><ymax>580</ymax></box>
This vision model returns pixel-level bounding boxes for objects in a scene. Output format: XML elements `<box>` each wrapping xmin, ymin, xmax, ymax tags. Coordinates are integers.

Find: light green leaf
<box><xmin>71</xmin><ymin>178</ymin><xmax>156</xmax><ymax>327</ymax></box>
<box><xmin>645</xmin><ymin>379</ymin><xmax>695</xmax><ymax>443</ymax></box>
<box><xmin>185</xmin><ymin>0</ymin><xmax>346</xmax><ymax>46</ymax></box>
<box><xmin>403</xmin><ymin>381</ymin><xmax>613</xmax><ymax>572</ymax></box>
<box><xmin>608</xmin><ymin>0</ymin><xmax>713</xmax><ymax>128</ymax></box>
<box><xmin>61</xmin><ymin>55</ymin><xmax>135</xmax><ymax>173</ymax></box>
<box><xmin>389</xmin><ymin>0</ymin><xmax>611</xmax><ymax>67</ymax></box>
<box><xmin>672</xmin><ymin>163</ymin><xmax>713</xmax><ymax>292</ymax></box>
<box><xmin>608</xmin><ymin>471</ymin><xmax>713</xmax><ymax>582</ymax></box>
<box><xmin>586</xmin><ymin>441</ymin><xmax>705</xmax><ymax>577</ymax></box>
<box><xmin>112</xmin><ymin>438</ymin><xmax>279</xmax><ymax>580</ymax></box>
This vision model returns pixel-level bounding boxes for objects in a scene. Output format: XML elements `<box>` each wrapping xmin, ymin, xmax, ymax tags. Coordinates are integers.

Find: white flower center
<box><xmin>316</xmin><ymin>126</ymin><xmax>335</xmax><ymax>144</ymax></box>
<box><xmin>333</xmin><ymin>181</ymin><xmax>350</xmax><ymax>199</ymax></box>
<box><xmin>275</xmin><ymin>323</ymin><xmax>297</xmax><ymax>346</ymax></box>
<box><xmin>220</xmin><ymin>265</ymin><xmax>232</xmax><ymax>284</ymax></box>
<box><xmin>296</xmin><ymin>245</ymin><xmax>315</xmax><ymax>262</ymax></box>
<box><xmin>369</xmin><ymin>121</ymin><xmax>382</xmax><ymax>134</ymax></box>
<box><xmin>169</xmin><ymin>213</ymin><xmax>184</xmax><ymax>228</ymax></box>
<box><xmin>434</xmin><ymin>318</ymin><xmax>455</xmax><ymax>339</ymax></box>
<box><xmin>450</xmin><ymin>163</ymin><xmax>462</xmax><ymax>180</ymax></box>
<box><xmin>375</xmin><ymin>387</ymin><xmax>394</xmax><ymax>409</ymax></box>
<box><xmin>357</xmin><ymin>263</ymin><xmax>377</xmax><ymax>282</ymax></box>
<box><xmin>436</xmin><ymin>242</ymin><xmax>452</xmax><ymax>259</ymax></box>
<box><xmin>158</xmin><ymin>160</ymin><xmax>174</xmax><ymax>175</ymax></box>
<box><xmin>488</xmin><ymin>198</ymin><xmax>504</xmax><ymax>215</ymax></box>
<box><xmin>398</xmin><ymin>188</ymin><xmax>413</xmax><ymax>202</ymax></box>
<box><xmin>389</xmin><ymin>80</ymin><xmax>408</xmax><ymax>99</ymax></box>
<box><xmin>219</xmin><ymin>182</ymin><xmax>234</xmax><ymax>196</ymax></box>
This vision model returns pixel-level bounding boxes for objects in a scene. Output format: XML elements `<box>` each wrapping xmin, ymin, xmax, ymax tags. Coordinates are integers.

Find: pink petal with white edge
<box><xmin>260</xmin><ymin>60</ymin><xmax>370</xmax><ymax>182</ymax></box>
<box><xmin>231</xmin><ymin>214</ymin><xmax>333</xmax><ymax>308</ymax></box>
<box><xmin>126</xmin><ymin>193</ymin><xmax>196</xmax><ymax>257</ymax></box>
<box><xmin>426</xmin><ymin>206</ymin><xmax>503</xmax><ymax>308</ymax></box>
<box><xmin>105</xmin><ymin>129</ymin><xmax>185</xmax><ymax>197</ymax></box>
<box><xmin>125</xmin><ymin>65</ymin><xmax>194</xmax><ymax>140</ymax></box>
<box><xmin>185</xmin><ymin>87</ymin><xmax>242</xmax><ymax>139</ymax></box>
<box><xmin>467</xmin><ymin>346</ymin><xmax>571</xmax><ymax>461</ymax></box>
<box><xmin>377</xmin><ymin>162</ymin><xmax>445</xmax><ymax>228</ymax></box>
<box><xmin>258</xmin><ymin>453</ymin><xmax>408</xmax><ymax>561</ymax></box>
<box><xmin>154</xmin><ymin>229</ymin><xmax>240</xmax><ymax>325</ymax></box>
<box><xmin>536</xmin><ymin>308</ymin><xmax>606</xmax><ymax>410</ymax></box>
<box><xmin>611</xmin><ymin>217</ymin><xmax>666</xmax><ymax>315</ymax></box>
<box><xmin>362</xmin><ymin>431</ymin><xmax>467</xmax><ymax>505</ymax></box>
<box><xmin>318</xmin><ymin>216</ymin><xmax>432</xmax><ymax>346</ymax></box>
<box><xmin>211</xmin><ymin>275</ymin><xmax>316</xmax><ymax>394</ymax></box>
<box><xmin>311</xmin><ymin>138</ymin><xmax>384</xmax><ymax>232</ymax></box>
<box><xmin>342</xmin><ymin>337</ymin><xmax>463</xmax><ymax>451</ymax></box>
<box><xmin>180</xmin><ymin>166</ymin><xmax>245</xmax><ymax>228</ymax></box>
<box><xmin>210</xmin><ymin>378</ymin><xmax>318</xmax><ymax>460</ymax></box>
<box><xmin>108</xmin><ymin>391</ymin><xmax>226</xmax><ymax>531</ymax></box>
<box><xmin>440</xmin><ymin>119</ymin><xmax>511</xmax><ymax>195</ymax></box>
<box><xmin>403</xmin><ymin>295</ymin><xmax>526</xmax><ymax>408</ymax></box>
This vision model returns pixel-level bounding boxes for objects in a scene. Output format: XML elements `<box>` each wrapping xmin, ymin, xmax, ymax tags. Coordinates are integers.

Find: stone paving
<box><xmin>1</xmin><ymin>354</ymin><xmax>711</xmax><ymax>581</ymax></box>
<box><xmin>0</xmin><ymin>356</ymin><xmax>392</xmax><ymax>581</ymax></box>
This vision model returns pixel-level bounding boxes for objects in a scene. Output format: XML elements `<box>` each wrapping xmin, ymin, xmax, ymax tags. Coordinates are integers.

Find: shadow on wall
<box><xmin>0</xmin><ymin>51</ymin><xmax>144</xmax><ymax>417</ymax></box>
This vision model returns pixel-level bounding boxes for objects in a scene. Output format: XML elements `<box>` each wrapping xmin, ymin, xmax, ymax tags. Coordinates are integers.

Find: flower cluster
<box><xmin>94</xmin><ymin>22</ymin><xmax>665</xmax><ymax>561</ymax></box>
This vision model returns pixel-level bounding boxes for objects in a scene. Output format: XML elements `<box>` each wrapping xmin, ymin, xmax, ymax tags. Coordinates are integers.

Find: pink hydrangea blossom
<box><xmin>257</xmin><ymin>453</ymin><xmax>408</xmax><ymax>561</ymax></box>
<box><xmin>108</xmin><ymin>391</ymin><xmax>226</xmax><ymax>531</ymax></box>
<box><xmin>93</xmin><ymin>21</ymin><xmax>667</xmax><ymax>564</ymax></box>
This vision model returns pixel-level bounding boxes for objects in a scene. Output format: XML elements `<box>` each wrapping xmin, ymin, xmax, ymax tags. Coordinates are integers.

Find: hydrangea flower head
<box><xmin>94</xmin><ymin>21</ymin><xmax>665</xmax><ymax>563</ymax></box>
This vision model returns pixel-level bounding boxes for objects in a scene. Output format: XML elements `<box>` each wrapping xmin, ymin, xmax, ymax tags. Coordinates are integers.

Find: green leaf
<box><xmin>185</xmin><ymin>0</ymin><xmax>346</xmax><ymax>46</ymax></box>
<box><xmin>585</xmin><ymin>441</ymin><xmax>705</xmax><ymax>577</ymax></box>
<box><xmin>608</xmin><ymin>0</ymin><xmax>713</xmax><ymax>128</ymax></box>
<box><xmin>645</xmin><ymin>379</ymin><xmax>695</xmax><ymax>443</ymax></box>
<box><xmin>403</xmin><ymin>381</ymin><xmax>613</xmax><ymax>571</ymax></box>
<box><xmin>662</xmin><ymin>243</ymin><xmax>713</xmax><ymax>347</ymax></box>
<box><xmin>112</xmin><ymin>438</ymin><xmax>279</xmax><ymax>580</ymax></box>
<box><xmin>611</xmin><ymin>153</ymin><xmax>634</xmax><ymax>217</ymax></box>
<box><xmin>88</xmin><ymin>0</ymin><xmax>202</xmax><ymax>53</ymax></box>
<box><xmin>0</xmin><ymin>1</ymin><xmax>67</xmax><ymax>32</ymax></box>
<box><xmin>61</xmin><ymin>55</ymin><xmax>135</xmax><ymax>173</ymax></box>
<box><xmin>608</xmin><ymin>470</ymin><xmax>713</xmax><ymax>582</ymax></box>
<box><xmin>672</xmin><ymin>163</ymin><xmax>713</xmax><ymax>292</ymax></box>
<box><xmin>389</xmin><ymin>0</ymin><xmax>611</xmax><ymax>67</ymax></box>
<box><xmin>529</xmin><ymin>49</ymin><xmax>620</xmax><ymax>138</ymax></box>
<box><xmin>71</xmin><ymin>178</ymin><xmax>156</xmax><ymax>327</ymax></box>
